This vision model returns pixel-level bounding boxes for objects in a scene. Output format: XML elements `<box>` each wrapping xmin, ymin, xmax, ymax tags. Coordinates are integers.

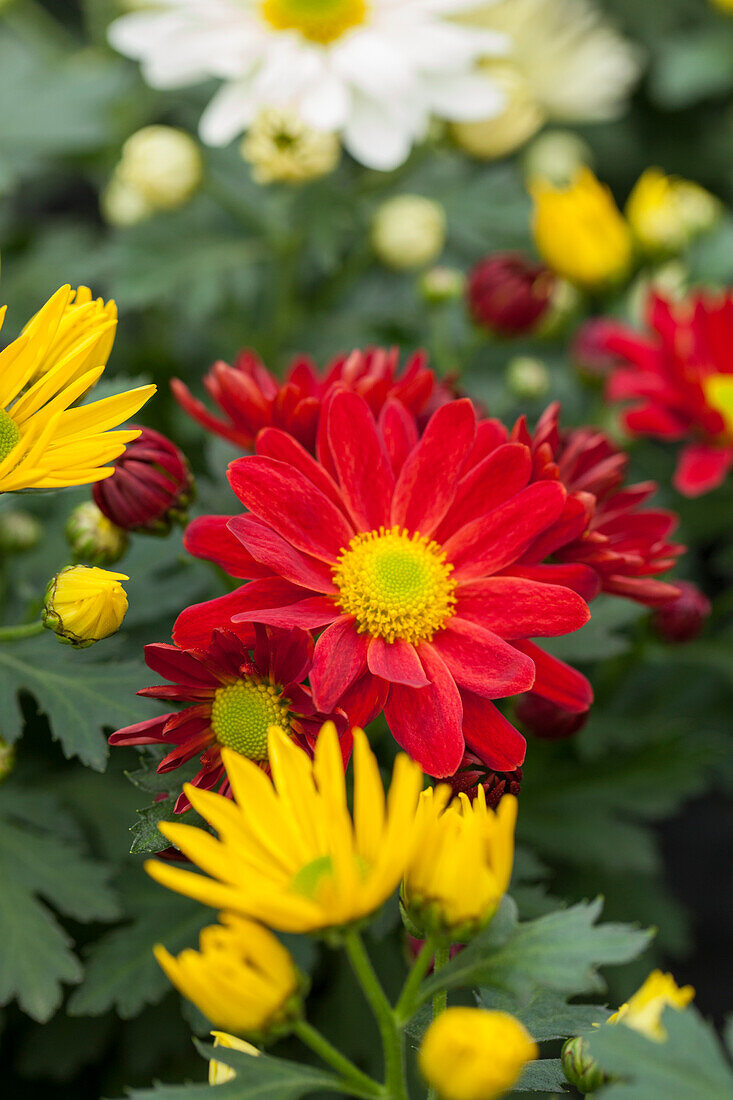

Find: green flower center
<box><xmin>0</xmin><ymin>410</ymin><xmax>21</xmax><ymax>463</ymax></box>
<box><xmin>210</xmin><ymin>679</ymin><xmax>291</xmax><ymax>761</ymax></box>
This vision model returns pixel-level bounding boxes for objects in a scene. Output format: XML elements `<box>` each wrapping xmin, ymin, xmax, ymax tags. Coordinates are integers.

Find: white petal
<box><xmin>427</xmin><ymin>72</ymin><xmax>505</xmax><ymax>121</ymax></box>
<box><xmin>331</xmin><ymin>32</ymin><xmax>414</xmax><ymax>98</ymax></box>
<box><xmin>299</xmin><ymin>70</ymin><xmax>351</xmax><ymax>131</ymax></box>
<box><xmin>199</xmin><ymin>80</ymin><xmax>258</xmax><ymax>145</ymax></box>
<box><xmin>342</xmin><ymin>95</ymin><xmax>416</xmax><ymax>170</ymax></box>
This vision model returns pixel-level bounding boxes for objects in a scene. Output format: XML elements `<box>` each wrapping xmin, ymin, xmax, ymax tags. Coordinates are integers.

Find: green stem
<box><xmin>0</xmin><ymin>620</ymin><xmax>44</xmax><ymax>642</ymax></box>
<box><xmin>431</xmin><ymin>945</ymin><xmax>450</xmax><ymax>1021</ymax></box>
<box><xmin>294</xmin><ymin>1020</ymin><xmax>383</xmax><ymax>1098</ymax></box>
<box><xmin>394</xmin><ymin>935</ymin><xmax>437</xmax><ymax>1025</ymax></box>
<box><xmin>344</xmin><ymin>930</ymin><xmax>408</xmax><ymax>1100</ymax></box>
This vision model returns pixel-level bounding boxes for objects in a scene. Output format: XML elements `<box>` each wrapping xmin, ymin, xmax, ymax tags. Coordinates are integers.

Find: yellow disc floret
<box><xmin>0</xmin><ymin>410</ymin><xmax>21</xmax><ymax>463</ymax></box>
<box><xmin>260</xmin><ymin>0</ymin><xmax>368</xmax><ymax>44</ymax></box>
<box><xmin>211</xmin><ymin>680</ymin><xmax>291</xmax><ymax>761</ymax></box>
<box><xmin>333</xmin><ymin>526</ymin><xmax>457</xmax><ymax>645</ymax></box>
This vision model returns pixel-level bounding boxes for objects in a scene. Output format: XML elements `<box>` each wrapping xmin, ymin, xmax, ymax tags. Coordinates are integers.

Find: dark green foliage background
<box><xmin>0</xmin><ymin>0</ymin><xmax>731</xmax><ymax>1097</ymax></box>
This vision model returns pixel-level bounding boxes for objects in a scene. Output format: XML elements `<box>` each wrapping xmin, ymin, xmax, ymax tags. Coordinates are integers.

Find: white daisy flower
<box><xmin>109</xmin><ymin>0</ymin><xmax>509</xmax><ymax>171</ymax></box>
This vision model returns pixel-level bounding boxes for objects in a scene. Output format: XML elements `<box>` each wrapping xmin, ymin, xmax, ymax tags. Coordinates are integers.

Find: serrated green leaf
<box><xmin>587</xmin><ymin>1007</ymin><xmax>733</xmax><ymax>1100</ymax></box>
<box><xmin>513</xmin><ymin>1059</ymin><xmax>567</xmax><ymax>1093</ymax></box>
<box><xmin>479</xmin><ymin>988</ymin><xmax>609</xmax><ymax>1042</ymax></box>
<box><xmin>0</xmin><ymin>636</ymin><xmax>150</xmax><ymax>770</ymax></box>
<box><xmin>421</xmin><ymin>899</ymin><xmax>652</xmax><ymax>1003</ymax></box>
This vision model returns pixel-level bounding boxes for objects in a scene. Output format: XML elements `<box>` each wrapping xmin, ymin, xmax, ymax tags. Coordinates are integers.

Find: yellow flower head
<box><xmin>419</xmin><ymin>1007</ymin><xmax>538</xmax><ymax>1100</ymax></box>
<box><xmin>43</xmin><ymin>565</ymin><xmax>129</xmax><ymax>647</ymax></box>
<box><xmin>626</xmin><ymin>168</ymin><xmax>722</xmax><ymax>256</ymax></box>
<box><xmin>702</xmin><ymin>374</ymin><xmax>733</xmax><ymax>436</ymax></box>
<box><xmin>154</xmin><ymin>914</ymin><xmax>303</xmax><ymax>1042</ymax></box>
<box><xmin>146</xmin><ymin>723</ymin><xmax>424</xmax><ymax>934</ymax></box>
<box><xmin>208</xmin><ymin>1032</ymin><xmax>259</xmax><ymax>1086</ymax></box>
<box><xmin>530</xmin><ymin>167</ymin><xmax>633</xmax><ymax>290</ymax></box>
<box><xmin>402</xmin><ymin>788</ymin><xmax>517</xmax><ymax>938</ymax></box>
<box><xmin>608</xmin><ymin>970</ymin><xmax>694</xmax><ymax>1041</ymax></box>
<box><xmin>241</xmin><ymin>107</ymin><xmax>340</xmax><ymax>184</ymax></box>
<box><xmin>0</xmin><ymin>286</ymin><xmax>155</xmax><ymax>493</ymax></box>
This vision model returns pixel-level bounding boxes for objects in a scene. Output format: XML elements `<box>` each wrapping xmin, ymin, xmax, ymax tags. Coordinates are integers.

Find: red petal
<box><xmin>256</xmin><ymin>427</ymin><xmax>346</xmax><ymax>514</ymax></box>
<box><xmin>228</xmin><ymin>515</ymin><xmax>337</xmax><ymax>592</ymax></box>
<box><xmin>234</xmin><ymin>595</ymin><xmax>339</xmax><ymax>630</ymax></box>
<box><xmin>456</xmin><ymin>577</ymin><xmax>589</xmax><ymax>639</ymax></box>
<box><xmin>338</xmin><ymin>671</ymin><xmax>389</xmax><ymax>728</ymax></box>
<box><xmin>262</xmin><ymin>626</ymin><xmax>314</xmax><ymax>687</ymax></box>
<box><xmin>367</xmin><ymin>637</ymin><xmax>429</xmax><ymax>688</ymax></box>
<box><xmin>184</xmin><ymin>515</ymin><xmax>271</xmax><ymax>579</ymax></box>
<box><xmin>673</xmin><ymin>443</ymin><xmax>733</xmax><ymax>497</ymax></box>
<box><xmin>143</xmin><ymin>643</ymin><xmax>219</xmax><ymax>688</ymax></box>
<box><xmin>327</xmin><ymin>391</ymin><xmax>394</xmax><ymax>530</ymax></box>
<box><xmin>391</xmin><ymin>399</ymin><xmax>476</xmax><ymax>537</ymax></box>
<box><xmin>310</xmin><ymin>618</ymin><xmax>369</xmax><ymax>712</ymax></box>
<box><xmin>379</xmin><ymin>398</ymin><xmax>419</xmax><ymax>476</ymax></box>
<box><xmin>444</xmin><ymin>481</ymin><xmax>566</xmax><ymax>580</ymax></box>
<box><xmin>513</xmin><ymin>640</ymin><xmax>593</xmax><ymax>712</ymax></box>
<box><xmin>109</xmin><ymin>714</ymin><xmax>169</xmax><ymax>746</ymax></box>
<box><xmin>173</xmin><ymin>580</ymin><xmax>305</xmax><ymax>648</ymax></box>
<box><xmin>228</xmin><ymin>455</ymin><xmax>354</xmax><ymax>562</ymax></box>
<box><xmin>432</xmin><ymin>618</ymin><xmax>535</xmax><ymax>698</ymax></box>
<box><xmin>502</xmin><ymin>563</ymin><xmax>601</xmax><ymax>602</ymax></box>
<box><xmin>385</xmin><ymin>644</ymin><xmax>464</xmax><ymax>777</ymax></box>
<box><xmin>460</xmin><ymin>692</ymin><xmax>526</xmax><ymax>771</ymax></box>
<box><xmin>435</xmin><ymin>443</ymin><xmax>532</xmax><ymax>542</ymax></box>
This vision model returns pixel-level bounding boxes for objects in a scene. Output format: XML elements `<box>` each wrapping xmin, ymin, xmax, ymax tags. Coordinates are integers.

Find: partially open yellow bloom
<box><xmin>626</xmin><ymin>168</ymin><xmax>721</xmax><ymax>255</ymax></box>
<box><xmin>402</xmin><ymin>788</ymin><xmax>516</xmax><ymax>938</ymax></box>
<box><xmin>43</xmin><ymin>565</ymin><xmax>129</xmax><ymax>647</ymax></box>
<box><xmin>0</xmin><ymin>285</ymin><xmax>155</xmax><ymax>492</ymax></box>
<box><xmin>154</xmin><ymin>914</ymin><xmax>302</xmax><ymax>1042</ymax></box>
<box><xmin>146</xmin><ymin>723</ymin><xmax>423</xmax><ymax>934</ymax></box>
<box><xmin>208</xmin><ymin>1032</ymin><xmax>259</xmax><ymax>1085</ymax></box>
<box><xmin>608</xmin><ymin>970</ymin><xmax>694</xmax><ymax>1041</ymax></box>
<box><xmin>531</xmin><ymin>168</ymin><xmax>633</xmax><ymax>290</ymax></box>
<box><xmin>419</xmin><ymin>1007</ymin><xmax>537</xmax><ymax>1100</ymax></box>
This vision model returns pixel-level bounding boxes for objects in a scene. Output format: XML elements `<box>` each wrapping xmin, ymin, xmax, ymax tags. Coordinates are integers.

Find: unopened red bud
<box><xmin>467</xmin><ymin>252</ymin><xmax>555</xmax><ymax>336</ymax></box>
<box><xmin>572</xmin><ymin>318</ymin><xmax>629</xmax><ymax>381</ymax></box>
<box><xmin>447</xmin><ymin>751</ymin><xmax>523</xmax><ymax>807</ymax></box>
<box><xmin>652</xmin><ymin>581</ymin><xmax>710</xmax><ymax>643</ymax></box>
<box><xmin>93</xmin><ymin>426</ymin><xmax>193</xmax><ymax>534</ymax></box>
<box><xmin>515</xmin><ymin>693</ymin><xmax>588</xmax><ymax>740</ymax></box>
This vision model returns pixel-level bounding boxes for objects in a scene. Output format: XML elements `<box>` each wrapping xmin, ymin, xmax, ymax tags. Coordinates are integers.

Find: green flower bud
<box><xmin>66</xmin><ymin>502</ymin><xmax>128</xmax><ymax>566</ymax></box>
<box><xmin>506</xmin><ymin>356</ymin><xmax>550</xmax><ymax>400</ymax></box>
<box><xmin>561</xmin><ymin>1036</ymin><xmax>607</xmax><ymax>1094</ymax></box>
<box><xmin>0</xmin><ymin>737</ymin><xmax>16</xmax><ymax>784</ymax></box>
<box><xmin>372</xmin><ymin>195</ymin><xmax>446</xmax><ymax>271</ymax></box>
<box><xmin>0</xmin><ymin>510</ymin><xmax>42</xmax><ymax>554</ymax></box>
<box><xmin>419</xmin><ymin>266</ymin><xmax>465</xmax><ymax>304</ymax></box>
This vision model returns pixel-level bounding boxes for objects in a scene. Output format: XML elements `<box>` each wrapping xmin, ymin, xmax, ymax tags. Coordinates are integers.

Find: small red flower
<box><xmin>109</xmin><ymin>625</ymin><xmax>349</xmax><ymax>814</ymax></box>
<box><xmin>467</xmin><ymin>252</ymin><xmax>555</xmax><ymax>336</ymax></box>
<box><xmin>446</xmin><ymin>750</ymin><xmax>523</xmax><ymax>805</ymax></box>
<box><xmin>605</xmin><ymin>292</ymin><xmax>733</xmax><ymax>496</ymax></box>
<box><xmin>93</xmin><ymin>426</ymin><xmax>193</xmax><ymax>533</ymax></box>
<box><xmin>652</xmin><ymin>580</ymin><xmax>711</xmax><ymax>643</ymax></box>
<box><xmin>173</xmin><ymin>394</ymin><xmax>591</xmax><ymax>778</ymax></box>
<box><xmin>172</xmin><ymin>346</ymin><xmax>439</xmax><ymax>454</ymax></box>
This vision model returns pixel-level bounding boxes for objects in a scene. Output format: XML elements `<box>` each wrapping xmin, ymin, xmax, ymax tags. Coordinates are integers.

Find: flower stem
<box><xmin>294</xmin><ymin>1020</ymin><xmax>383</xmax><ymax>1098</ymax></box>
<box><xmin>344</xmin><ymin>930</ymin><xmax>408</xmax><ymax>1100</ymax></box>
<box><xmin>0</xmin><ymin>620</ymin><xmax>44</xmax><ymax>642</ymax></box>
<box><xmin>431</xmin><ymin>945</ymin><xmax>450</xmax><ymax>1020</ymax></box>
<box><xmin>394</xmin><ymin>935</ymin><xmax>437</xmax><ymax>1025</ymax></box>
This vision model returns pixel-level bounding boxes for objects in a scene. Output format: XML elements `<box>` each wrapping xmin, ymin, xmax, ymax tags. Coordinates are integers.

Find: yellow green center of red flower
<box><xmin>332</xmin><ymin>526</ymin><xmax>457</xmax><ymax>645</ymax></box>
<box><xmin>702</xmin><ymin>373</ymin><xmax>733</xmax><ymax>436</ymax></box>
<box><xmin>0</xmin><ymin>410</ymin><xmax>21</xmax><ymax>462</ymax></box>
<box><xmin>211</xmin><ymin>679</ymin><xmax>291</xmax><ymax>761</ymax></box>
<box><xmin>260</xmin><ymin>0</ymin><xmax>367</xmax><ymax>44</ymax></box>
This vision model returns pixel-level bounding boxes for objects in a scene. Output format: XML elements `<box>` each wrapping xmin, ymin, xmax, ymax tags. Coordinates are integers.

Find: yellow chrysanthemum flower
<box><xmin>154</xmin><ymin>914</ymin><xmax>303</xmax><ymax>1042</ymax></box>
<box><xmin>43</xmin><ymin>565</ymin><xmax>129</xmax><ymax>647</ymax></box>
<box><xmin>626</xmin><ymin>168</ymin><xmax>721</xmax><ymax>256</ymax></box>
<box><xmin>419</xmin><ymin>1007</ymin><xmax>538</xmax><ymax>1100</ymax></box>
<box><xmin>146</xmin><ymin>723</ymin><xmax>423</xmax><ymax>934</ymax></box>
<box><xmin>402</xmin><ymin>788</ymin><xmax>516</xmax><ymax>938</ymax></box>
<box><xmin>208</xmin><ymin>1032</ymin><xmax>259</xmax><ymax>1085</ymax></box>
<box><xmin>608</xmin><ymin>970</ymin><xmax>694</xmax><ymax>1041</ymax></box>
<box><xmin>0</xmin><ymin>285</ymin><xmax>155</xmax><ymax>493</ymax></box>
<box><xmin>530</xmin><ymin>168</ymin><xmax>633</xmax><ymax>290</ymax></box>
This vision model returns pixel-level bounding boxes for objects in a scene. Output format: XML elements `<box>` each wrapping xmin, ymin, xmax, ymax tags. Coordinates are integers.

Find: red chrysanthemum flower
<box><xmin>172</xmin><ymin>394</ymin><xmax>591</xmax><ymax>777</ymax></box>
<box><xmin>109</xmin><ymin>625</ymin><xmax>349</xmax><ymax>813</ymax></box>
<box><xmin>172</xmin><ymin>346</ymin><xmax>442</xmax><ymax>455</ymax></box>
<box><xmin>604</xmin><ymin>291</ymin><xmax>733</xmax><ymax>496</ymax></box>
<box><xmin>510</xmin><ymin>403</ymin><xmax>683</xmax><ymax>609</ymax></box>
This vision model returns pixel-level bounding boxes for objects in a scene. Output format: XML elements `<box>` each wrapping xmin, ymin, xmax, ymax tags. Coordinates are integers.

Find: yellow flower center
<box><xmin>702</xmin><ymin>373</ymin><xmax>733</xmax><ymax>436</ymax></box>
<box><xmin>210</xmin><ymin>680</ymin><xmax>291</xmax><ymax>761</ymax></box>
<box><xmin>260</xmin><ymin>0</ymin><xmax>368</xmax><ymax>44</ymax></box>
<box><xmin>333</xmin><ymin>526</ymin><xmax>456</xmax><ymax>645</ymax></box>
<box><xmin>0</xmin><ymin>410</ymin><xmax>21</xmax><ymax>462</ymax></box>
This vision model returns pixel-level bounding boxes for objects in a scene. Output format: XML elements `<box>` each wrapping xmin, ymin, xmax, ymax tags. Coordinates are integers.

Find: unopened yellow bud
<box><xmin>117</xmin><ymin>126</ymin><xmax>202</xmax><ymax>211</ymax></box>
<box><xmin>241</xmin><ymin>107</ymin><xmax>340</xmax><ymax>184</ymax></box>
<box><xmin>43</xmin><ymin>565</ymin><xmax>129</xmax><ymax>647</ymax></box>
<box><xmin>626</xmin><ymin>168</ymin><xmax>722</xmax><ymax>256</ymax></box>
<box><xmin>66</xmin><ymin>502</ymin><xmax>128</xmax><ymax>567</ymax></box>
<box><xmin>208</xmin><ymin>1031</ymin><xmax>259</xmax><ymax>1085</ymax></box>
<box><xmin>451</xmin><ymin>62</ymin><xmax>543</xmax><ymax>160</ymax></box>
<box><xmin>372</xmin><ymin>195</ymin><xmax>446</xmax><ymax>271</ymax></box>
<box><xmin>419</xmin><ymin>1007</ymin><xmax>537</xmax><ymax>1100</ymax></box>
<box><xmin>531</xmin><ymin>168</ymin><xmax>633</xmax><ymax>290</ymax></box>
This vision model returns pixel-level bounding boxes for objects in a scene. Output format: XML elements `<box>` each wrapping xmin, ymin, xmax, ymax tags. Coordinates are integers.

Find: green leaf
<box><xmin>0</xmin><ymin>788</ymin><xmax>119</xmax><ymax>1022</ymax></box>
<box><xmin>541</xmin><ymin>597</ymin><xmax>646</xmax><ymax>663</ymax></box>
<box><xmin>118</xmin><ymin>1043</ymin><xmax>345</xmax><ymax>1099</ymax></box>
<box><xmin>421</xmin><ymin>899</ymin><xmax>652</xmax><ymax>1003</ymax></box>
<box><xmin>68</xmin><ymin>877</ymin><xmax>212</xmax><ymax>1020</ymax></box>
<box><xmin>0</xmin><ymin>635</ymin><xmax>151</xmax><ymax>770</ymax></box>
<box><xmin>513</xmin><ymin>1059</ymin><xmax>567</xmax><ymax>1093</ymax></box>
<box><xmin>478</xmin><ymin>989</ymin><xmax>609</xmax><ymax>1042</ymax></box>
<box><xmin>586</xmin><ymin>1007</ymin><xmax>733</xmax><ymax>1100</ymax></box>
